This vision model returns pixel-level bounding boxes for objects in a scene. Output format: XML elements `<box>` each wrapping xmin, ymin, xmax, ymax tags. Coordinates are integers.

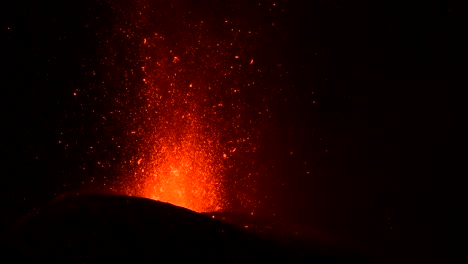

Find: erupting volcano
<box><xmin>99</xmin><ymin>0</ymin><xmax>280</xmax><ymax>212</ymax></box>
<box><xmin>6</xmin><ymin>0</ymin><xmax>439</xmax><ymax>262</ymax></box>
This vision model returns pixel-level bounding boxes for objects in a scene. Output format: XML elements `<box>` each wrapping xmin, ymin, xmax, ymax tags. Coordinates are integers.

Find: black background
<box><xmin>1</xmin><ymin>0</ymin><xmax>457</xmax><ymax>262</ymax></box>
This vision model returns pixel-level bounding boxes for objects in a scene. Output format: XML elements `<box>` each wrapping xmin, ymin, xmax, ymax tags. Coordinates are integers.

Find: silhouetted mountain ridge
<box><xmin>6</xmin><ymin>193</ymin><xmax>371</xmax><ymax>263</ymax></box>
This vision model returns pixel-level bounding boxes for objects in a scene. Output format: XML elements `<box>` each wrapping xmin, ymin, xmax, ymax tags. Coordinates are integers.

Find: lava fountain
<box><xmin>137</xmin><ymin>57</ymin><xmax>226</xmax><ymax>212</ymax></box>
<box><xmin>102</xmin><ymin>0</ymin><xmax>280</xmax><ymax>213</ymax></box>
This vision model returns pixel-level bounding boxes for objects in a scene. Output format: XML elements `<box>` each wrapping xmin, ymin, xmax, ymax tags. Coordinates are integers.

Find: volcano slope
<box><xmin>6</xmin><ymin>193</ymin><xmax>371</xmax><ymax>263</ymax></box>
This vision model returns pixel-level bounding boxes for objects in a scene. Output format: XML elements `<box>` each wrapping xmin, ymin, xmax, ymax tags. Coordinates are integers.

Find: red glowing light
<box><xmin>101</xmin><ymin>0</ymin><xmax>277</xmax><ymax>213</ymax></box>
<box><xmin>141</xmin><ymin>125</ymin><xmax>224</xmax><ymax>212</ymax></box>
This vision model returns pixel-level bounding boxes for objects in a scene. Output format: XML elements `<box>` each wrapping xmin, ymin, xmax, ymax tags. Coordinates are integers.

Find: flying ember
<box><xmin>101</xmin><ymin>0</ymin><xmax>280</xmax><ymax>212</ymax></box>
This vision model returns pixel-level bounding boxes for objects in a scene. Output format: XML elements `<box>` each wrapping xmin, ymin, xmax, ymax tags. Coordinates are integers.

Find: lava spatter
<box><xmin>98</xmin><ymin>0</ymin><xmax>284</xmax><ymax>212</ymax></box>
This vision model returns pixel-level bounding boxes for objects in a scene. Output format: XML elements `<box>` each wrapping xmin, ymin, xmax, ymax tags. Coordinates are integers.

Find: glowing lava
<box><xmin>100</xmin><ymin>0</ymin><xmax>281</xmax><ymax>213</ymax></box>
<box><xmin>129</xmin><ymin>28</ymin><xmax>231</xmax><ymax>212</ymax></box>
<box><xmin>137</xmin><ymin>93</ymin><xmax>225</xmax><ymax>212</ymax></box>
<box><xmin>141</xmin><ymin>123</ymin><xmax>223</xmax><ymax>212</ymax></box>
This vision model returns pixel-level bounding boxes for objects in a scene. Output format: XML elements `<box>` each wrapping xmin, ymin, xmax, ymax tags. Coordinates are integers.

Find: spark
<box><xmin>99</xmin><ymin>0</ymin><xmax>280</xmax><ymax>213</ymax></box>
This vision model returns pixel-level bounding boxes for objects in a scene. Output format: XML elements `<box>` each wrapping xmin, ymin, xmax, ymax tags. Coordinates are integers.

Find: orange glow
<box><xmin>105</xmin><ymin>0</ymin><xmax>274</xmax><ymax>213</ymax></box>
<box><xmin>141</xmin><ymin>124</ymin><xmax>223</xmax><ymax>212</ymax></box>
<box><xmin>123</xmin><ymin>28</ymin><xmax>228</xmax><ymax>212</ymax></box>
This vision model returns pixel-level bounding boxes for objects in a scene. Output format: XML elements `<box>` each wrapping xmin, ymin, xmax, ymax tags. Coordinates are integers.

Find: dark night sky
<box><xmin>1</xmin><ymin>0</ymin><xmax>457</xmax><ymax>262</ymax></box>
